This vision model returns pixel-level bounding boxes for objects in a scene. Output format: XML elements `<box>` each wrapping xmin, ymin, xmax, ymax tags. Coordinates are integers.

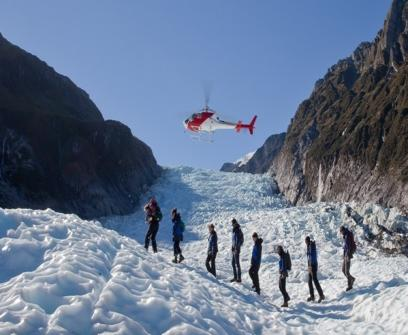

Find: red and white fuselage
<box><xmin>184</xmin><ymin>107</ymin><xmax>257</xmax><ymax>135</ymax></box>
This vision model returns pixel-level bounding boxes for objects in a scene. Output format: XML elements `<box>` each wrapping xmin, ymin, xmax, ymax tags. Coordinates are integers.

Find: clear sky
<box><xmin>0</xmin><ymin>1</ymin><xmax>391</xmax><ymax>169</ymax></box>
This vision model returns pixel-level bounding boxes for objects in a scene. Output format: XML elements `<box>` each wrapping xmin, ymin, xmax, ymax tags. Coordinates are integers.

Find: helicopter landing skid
<box><xmin>191</xmin><ymin>132</ymin><xmax>214</xmax><ymax>143</ymax></box>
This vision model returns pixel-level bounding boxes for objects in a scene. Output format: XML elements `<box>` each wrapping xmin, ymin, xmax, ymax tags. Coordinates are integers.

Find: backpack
<box><xmin>155</xmin><ymin>208</ymin><xmax>163</xmax><ymax>222</ymax></box>
<box><xmin>349</xmin><ymin>231</ymin><xmax>357</xmax><ymax>255</ymax></box>
<box><xmin>180</xmin><ymin>219</ymin><xmax>185</xmax><ymax>233</ymax></box>
<box><xmin>283</xmin><ymin>251</ymin><xmax>292</xmax><ymax>271</ymax></box>
<box><xmin>238</xmin><ymin>229</ymin><xmax>244</xmax><ymax>247</ymax></box>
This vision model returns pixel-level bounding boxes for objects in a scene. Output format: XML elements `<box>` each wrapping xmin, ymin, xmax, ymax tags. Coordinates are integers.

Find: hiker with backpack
<box><xmin>277</xmin><ymin>245</ymin><xmax>291</xmax><ymax>307</ymax></box>
<box><xmin>206</xmin><ymin>224</ymin><xmax>218</xmax><ymax>277</ymax></box>
<box><xmin>144</xmin><ymin>197</ymin><xmax>163</xmax><ymax>253</ymax></box>
<box><xmin>340</xmin><ymin>226</ymin><xmax>356</xmax><ymax>291</ymax></box>
<box><xmin>171</xmin><ymin>208</ymin><xmax>185</xmax><ymax>264</ymax></box>
<box><xmin>230</xmin><ymin>218</ymin><xmax>244</xmax><ymax>283</ymax></box>
<box><xmin>305</xmin><ymin>236</ymin><xmax>325</xmax><ymax>303</ymax></box>
<box><xmin>249</xmin><ymin>232</ymin><xmax>263</xmax><ymax>295</ymax></box>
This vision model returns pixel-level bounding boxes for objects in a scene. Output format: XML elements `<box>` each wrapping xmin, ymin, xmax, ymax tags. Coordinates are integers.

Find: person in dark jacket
<box><xmin>340</xmin><ymin>226</ymin><xmax>356</xmax><ymax>291</ymax></box>
<box><xmin>172</xmin><ymin>208</ymin><xmax>185</xmax><ymax>264</ymax></box>
<box><xmin>305</xmin><ymin>236</ymin><xmax>325</xmax><ymax>303</ymax></box>
<box><xmin>277</xmin><ymin>245</ymin><xmax>290</xmax><ymax>307</ymax></box>
<box><xmin>249</xmin><ymin>232</ymin><xmax>263</xmax><ymax>295</ymax></box>
<box><xmin>144</xmin><ymin>197</ymin><xmax>163</xmax><ymax>253</ymax></box>
<box><xmin>230</xmin><ymin>218</ymin><xmax>244</xmax><ymax>283</ymax></box>
<box><xmin>206</xmin><ymin>224</ymin><xmax>218</xmax><ymax>277</ymax></box>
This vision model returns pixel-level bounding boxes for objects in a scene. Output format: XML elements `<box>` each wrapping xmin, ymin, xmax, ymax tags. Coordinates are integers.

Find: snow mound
<box><xmin>0</xmin><ymin>167</ymin><xmax>407</xmax><ymax>334</ymax></box>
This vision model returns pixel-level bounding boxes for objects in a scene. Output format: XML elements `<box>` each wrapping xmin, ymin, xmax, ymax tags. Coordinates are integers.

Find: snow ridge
<box><xmin>0</xmin><ymin>167</ymin><xmax>407</xmax><ymax>334</ymax></box>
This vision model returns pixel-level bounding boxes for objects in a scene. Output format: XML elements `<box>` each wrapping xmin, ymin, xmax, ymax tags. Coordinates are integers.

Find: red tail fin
<box><xmin>235</xmin><ymin>116</ymin><xmax>257</xmax><ymax>135</ymax></box>
<box><xmin>248</xmin><ymin>115</ymin><xmax>257</xmax><ymax>135</ymax></box>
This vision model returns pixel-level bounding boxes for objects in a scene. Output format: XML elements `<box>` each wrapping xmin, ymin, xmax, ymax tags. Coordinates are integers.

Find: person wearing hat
<box><xmin>340</xmin><ymin>226</ymin><xmax>356</xmax><ymax>291</ymax></box>
<box><xmin>144</xmin><ymin>197</ymin><xmax>163</xmax><ymax>253</ymax></box>
<box><xmin>249</xmin><ymin>232</ymin><xmax>263</xmax><ymax>295</ymax></box>
<box><xmin>277</xmin><ymin>245</ymin><xmax>290</xmax><ymax>307</ymax></box>
<box><xmin>305</xmin><ymin>236</ymin><xmax>325</xmax><ymax>303</ymax></box>
<box><xmin>171</xmin><ymin>208</ymin><xmax>185</xmax><ymax>264</ymax></box>
<box><xmin>206</xmin><ymin>224</ymin><xmax>218</xmax><ymax>277</ymax></box>
<box><xmin>230</xmin><ymin>218</ymin><xmax>244</xmax><ymax>283</ymax></box>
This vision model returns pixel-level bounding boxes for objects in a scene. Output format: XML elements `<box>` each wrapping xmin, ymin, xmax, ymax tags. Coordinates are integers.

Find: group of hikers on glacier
<box><xmin>143</xmin><ymin>197</ymin><xmax>357</xmax><ymax>308</ymax></box>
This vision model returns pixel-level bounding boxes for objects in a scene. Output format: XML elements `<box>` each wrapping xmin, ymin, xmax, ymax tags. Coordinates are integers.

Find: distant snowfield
<box><xmin>234</xmin><ymin>151</ymin><xmax>255</xmax><ymax>167</ymax></box>
<box><xmin>0</xmin><ymin>167</ymin><xmax>407</xmax><ymax>335</ymax></box>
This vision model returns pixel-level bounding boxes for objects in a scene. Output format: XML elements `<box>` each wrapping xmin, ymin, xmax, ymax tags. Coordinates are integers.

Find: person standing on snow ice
<box><xmin>305</xmin><ymin>236</ymin><xmax>325</xmax><ymax>303</ymax></box>
<box><xmin>230</xmin><ymin>218</ymin><xmax>244</xmax><ymax>283</ymax></box>
<box><xmin>171</xmin><ymin>208</ymin><xmax>185</xmax><ymax>264</ymax></box>
<box><xmin>249</xmin><ymin>232</ymin><xmax>263</xmax><ymax>295</ymax></box>
<box><xmin>277</xmin><ymin>245</ymin><xmax>290</xmax><ymax>307</ymax></box>
<box><xmin>206</xmin><ymin>224</ymin><xmax>218</xmax><ymax>277</ymax></box>
<box><xmin>340</xmin><ymin>226</ymin><xmax>356</xmax><ymax>291</ymax></box>
<box><xmin>144</xmin><ymin>197</ymin><xmax>163</xmax><ymax>253</ymax></box>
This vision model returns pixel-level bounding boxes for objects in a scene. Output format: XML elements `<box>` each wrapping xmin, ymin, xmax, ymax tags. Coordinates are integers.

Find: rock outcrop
<box><xmin>221</xmin><ymin>133</ymin><xmax>285</xmax><ymax>173</ymax></box>
<box><xmin>0</xmin><ymin>33</ymin><xmax>161</xmax><ymax>219</ymax></box>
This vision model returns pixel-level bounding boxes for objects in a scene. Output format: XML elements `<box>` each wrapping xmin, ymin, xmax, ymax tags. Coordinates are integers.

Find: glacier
<box><xmin>0</xmin><ymin>167</ymin><xmax>407</xmax><ymax>334</ymax></box>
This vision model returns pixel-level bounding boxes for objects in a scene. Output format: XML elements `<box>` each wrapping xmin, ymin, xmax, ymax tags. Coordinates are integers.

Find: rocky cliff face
<box><xmin>228</xmin><ymin>0</ymin><xmax>408</xmax><ymax>214</ymax></box>
<box><xmin>221</xmin><ymin>132</ymin><xmax>285</xmax><ymax>173</ymax></box>
<box><xmin>0</xmin><ymin>33</ymin><xmax>161</xmax><ymax>219</ymax></box>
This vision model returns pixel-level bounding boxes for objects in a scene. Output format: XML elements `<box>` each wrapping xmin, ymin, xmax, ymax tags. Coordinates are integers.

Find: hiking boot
<box><xmin>172</xmin><ymin>256</ymin><xmax>178</xmax><ymax>264</ymax></box>
<box><xmin>255</xmin><ymin>288</ymin><xmax>261</xmax><ymax>295</ymax></box>
<box><xmin>236</xmin><ymin>278</ymin><xmax>242</xmax><ymax>283</ymax></box>
<box><xmin>318</xmin><ymin>295</ymin><xmax>325</xmax><ymax>303</ymax></box>
<box><xmin>307</xmin><ymin>296</ymin><xmax>315</xmax><ymax>302</ymax></box>
<box><xmin>281</xmin><ymin>301</ymin><xmax>288</xmax><ymax>308</ymax></box>
<box><xmin>346</xmin><ymin>286</ymin><xmax>353</xmax><ymax>292</ymax></box>
<box><xmin>230</xmin><ymin>278</ymin><xmax>237</xmax><ymax>283</ymax></box>
<box><xmin>179</xmin><ymin>255</ymin><xmax>185</xmax><ymax>263</ymax></box>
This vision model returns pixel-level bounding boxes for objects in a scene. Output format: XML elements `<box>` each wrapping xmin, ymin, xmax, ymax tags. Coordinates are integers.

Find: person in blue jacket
<box><xmin>171</xmin><ymin>208</ymin><xmax>185</xmax><ymax>264</ymax></box>
<box><xmin>230</xmin><ymin>218</ymin><xmax>244</xmax><ymax>283</ymax></box>
<box><xmin>249</xmin><ymin>232</ymin><xmax>263</xmax><ymax>295</ymax></box>
<box><xmin>305</xmin><ymin>236</ymin><xmax>325</xmax><ymax>303</ymax></box>
<box><xmin>340</xmin><ymin>226</ymin><xmax>356</xmax><ymax>291</ymax></box>
<box><xmin>277</xmin><ymin>245</ymin><xmax>290</xmax><ymax>307</ymax></box>
<box><xmin>206</xmin><ymin>224</ymin><xmax>218</xmax><ymax>277</ymax></box>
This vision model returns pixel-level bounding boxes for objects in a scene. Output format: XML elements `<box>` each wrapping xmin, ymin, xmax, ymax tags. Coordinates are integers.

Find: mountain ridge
<box><xmin>223</xmin><ymin>0</ymin><xmax>408</xmax><ymax>214</ymax></box>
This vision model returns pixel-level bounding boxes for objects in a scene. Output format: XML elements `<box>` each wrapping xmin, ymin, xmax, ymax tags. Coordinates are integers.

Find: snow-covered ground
<box><xmin>0</xmin><ymin>167</ymin><xmax>407</xmax><ymax>335</ymax></box>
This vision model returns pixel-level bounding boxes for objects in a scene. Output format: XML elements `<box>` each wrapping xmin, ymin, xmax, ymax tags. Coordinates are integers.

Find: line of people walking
<box><xmin>143</xmin><ymin>198</ymin><xmax>357</xmax><ymax>308</ymax></box>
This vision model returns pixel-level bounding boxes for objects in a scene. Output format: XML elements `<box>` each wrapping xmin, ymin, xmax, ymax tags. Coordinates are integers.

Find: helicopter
<box><xmin>183</xmin><ymin>105</ymin><xmax>257</xmax><ymax>138</ymax></box>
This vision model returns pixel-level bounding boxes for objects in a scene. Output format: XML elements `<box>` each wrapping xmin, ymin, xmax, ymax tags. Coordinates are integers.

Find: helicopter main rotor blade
<box><xmin>202</xmin><ymin>80</ymin><xmax>213</xmax><ymax>106</ymax></box>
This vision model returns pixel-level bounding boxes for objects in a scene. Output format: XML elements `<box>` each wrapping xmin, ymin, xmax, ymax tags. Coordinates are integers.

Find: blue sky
<box><xmin>0</xmin><ymin>1</ymin><xmax>391</xmax><ymax>169</ymax></box>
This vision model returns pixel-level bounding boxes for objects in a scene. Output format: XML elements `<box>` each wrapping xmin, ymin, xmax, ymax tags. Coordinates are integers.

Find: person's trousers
<box><xmin>342</xmin><ymin>256</ymin><xmax>355</xmax><ymax>287</ymax></box>
<box><xmin>249</xmin><ymin>263</ymin><xmax>260</xmax><ymax>290</ymax></box>
<box><xmin>173</xmin><ymin>240</ymin><xmax>182</xmax><ymax>256</ymax></box>
<box><xmin>232</xmin><ymin>250</ymin><xmax>241</xmax><ymax>280</ymax></box>
<box><xmin>308</xmin><ymin>264</ymin><xmax>324</xmax><ymax>298</ymax></box>
<box><xmin>206</xmin><ymin>253</ymin><xmax>217</xmax><ymax>277</ymax></box>
<box><xmin>279</xmin><ymin>275</ymin><xmax>290</xmax><ymax>302</ymax></box>
<box><xmin>145</xmin><ymin>223</ymin><xmax>159</xmax><ymax>252</ymax></box>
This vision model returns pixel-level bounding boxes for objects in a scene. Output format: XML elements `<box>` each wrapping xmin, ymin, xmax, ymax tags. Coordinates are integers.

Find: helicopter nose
<box><xmin>183</xmin><ymin>119</ymin><xmax>189</xmax><ymax>129</ymax></box>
